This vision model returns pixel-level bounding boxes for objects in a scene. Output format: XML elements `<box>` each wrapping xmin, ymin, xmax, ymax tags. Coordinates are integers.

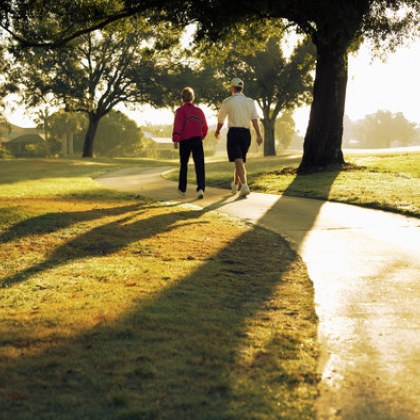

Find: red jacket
<box><xmin>172</xmin><ymin>103</ymin><xmax>208</xmax><ymax>142</ymax></box>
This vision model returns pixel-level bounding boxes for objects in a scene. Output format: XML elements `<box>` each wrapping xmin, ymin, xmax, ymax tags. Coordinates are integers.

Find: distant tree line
<box><xmin>0</xmin><ymin>110</ymin><xmax>145</xmax><ymax>158</ymax></box>
<box><xmin>343</xmin><ymin>111</ymin><xmax>419</xmax><ymax>149</ymax></box>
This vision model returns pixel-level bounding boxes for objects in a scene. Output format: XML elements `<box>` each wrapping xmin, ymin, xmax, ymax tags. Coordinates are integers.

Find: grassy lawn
<box><xmin>166</xmin><ymin>151</ymin><xmax>420</xmax><ymax>217</ymax></box>
<box><xmin>0</xmin><ymin>159</ymin><xmax>318</xmax><ymax>418</ymax></box>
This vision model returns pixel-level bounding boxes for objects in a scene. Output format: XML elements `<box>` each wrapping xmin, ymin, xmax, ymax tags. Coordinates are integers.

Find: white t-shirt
<box><xmin>218</xmin><ymin>93</ymin><xmax>258</xmax><ymax>129</ymax></box>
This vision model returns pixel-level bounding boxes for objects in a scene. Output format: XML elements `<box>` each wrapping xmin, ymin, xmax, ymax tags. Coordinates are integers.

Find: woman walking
<box><xmin>172</xmin><ymin>87</ymin><xmax>208</xmax><ymax>199</ymax></box>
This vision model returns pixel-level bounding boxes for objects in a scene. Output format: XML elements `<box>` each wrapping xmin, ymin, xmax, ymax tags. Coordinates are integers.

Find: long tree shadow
<box><xmin>0</xmin><ymin>203</ymin><xmax>142</xmax><ymax>245</ymax></box>
<box><xmin>0</xmin><ymin>197</ymin><xmax>231</xmax><ymax>288</ymax></box>
<box><xmin>0</xmin><ymin>210</ymin><xmax>316</xmax><ymax>418</ymax></box>
<box><xmin>253</xmin><ymin>168</ymin><xmax>341</xmax><ymax>250</ymax></box>
<box><xmin>0</xmin><ymin>169</ymin><xmax>340</xmax><ymax>418</ymax></box>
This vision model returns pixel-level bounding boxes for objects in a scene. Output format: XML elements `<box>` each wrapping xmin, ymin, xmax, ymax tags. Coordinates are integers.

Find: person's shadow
<box><xmin>0</xmin><ymin>169</ymin><xmax>339</xmax><ymax>417</ymax></box>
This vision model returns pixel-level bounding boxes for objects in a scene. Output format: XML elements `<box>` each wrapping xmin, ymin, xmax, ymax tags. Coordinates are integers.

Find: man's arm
<box><xmin>215</xmin><ymin>122</ymin><xmax>223</xmax><ymax>139</ymax></box>
<box><xmin>252</xmin><ymin>118</ymin><xmax>263</xmax><ymax>145</ymax></box>
<box><xmin>215</xmin><ymin>100</ymin><xmax>227</xmax><ymax>139</ymax></box>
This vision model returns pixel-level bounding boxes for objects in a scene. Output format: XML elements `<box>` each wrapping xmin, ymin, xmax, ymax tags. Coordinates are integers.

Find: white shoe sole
<box><xmin>239</xmin><ymin>186</ymin><xmax>250</xmax><ymax>197</ymax></box>
<box><xmin>231</xmin><ymin>183</ymin><xmax>241</xmax><ymax>194</ymax></box>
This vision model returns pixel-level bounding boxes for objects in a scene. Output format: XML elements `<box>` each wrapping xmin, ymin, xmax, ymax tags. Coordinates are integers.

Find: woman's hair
<box><xmin>182</xmin><ymin>87</ymin><xmax>195</xmax><ymax>103</ymax></box>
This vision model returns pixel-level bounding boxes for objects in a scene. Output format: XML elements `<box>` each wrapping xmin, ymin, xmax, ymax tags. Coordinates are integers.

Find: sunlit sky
<box><xmin>5</xmin><ymin>37</ymin><xmax>420</xmax><ymax>134</ymax></box>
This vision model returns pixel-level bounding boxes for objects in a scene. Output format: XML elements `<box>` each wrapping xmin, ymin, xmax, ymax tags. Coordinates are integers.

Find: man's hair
<box><xmin>182</xmin><ymin>87</ymin><xmax>194</xmax><ymax>103</ymax></box>
<box><xmin>232</xmin><ymin>86</ymin><xmax>243</xmax><ymax>93</ymax></box>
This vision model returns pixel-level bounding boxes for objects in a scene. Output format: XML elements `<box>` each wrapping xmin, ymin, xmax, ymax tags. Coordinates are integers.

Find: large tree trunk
<box><xmin>262</xmin><ymin>117</ymin><xmax>276</xmax><ymax>156</ymax></box>
<box><xmin>67</xmin><ymin>131</ymin><xmax>74</xmax><ymax>155</ymax></box>
<box><xmin>82</xmin><ymin>113</ymin><xmax>100</xmax><ymax>158</ymax></box>
<box><xmin>299</xmin><ymin>39</ymin><xmax>348</xmax><ymax>172</ymax></box>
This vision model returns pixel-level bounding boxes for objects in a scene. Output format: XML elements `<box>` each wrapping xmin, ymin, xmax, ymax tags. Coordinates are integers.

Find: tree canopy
<box><xmin>126</xmin><ymin>0</ymin><xmax>419</xmax><ymax>170</ymax></box>
<box><xmin>169</xmin><ymin>20</ymin><xmax>315</xmax><ymax>156</ymax></box>
<box><xmin>8</xmin><ymin>16</ymin><xmax>183</xmax><ymax>157</ymax></box>
<box><xmin>1</xmin><ymin>0</ymin><xmax>419</xmax><ymax>169</ymax></box>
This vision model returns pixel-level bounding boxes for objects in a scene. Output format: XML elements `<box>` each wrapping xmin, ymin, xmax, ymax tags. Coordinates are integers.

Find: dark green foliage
<box><xmin>94</xmin><ymin>111</ymin><xmax>143</xmax><ymax>157</ymax></box>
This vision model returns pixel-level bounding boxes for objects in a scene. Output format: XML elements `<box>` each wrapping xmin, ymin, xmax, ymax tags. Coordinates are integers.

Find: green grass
<box><xmin>0</xmin><ymin>157</ymin><xmax>175</xmax><ymax>199</ymax></box>
<box><xmin>166</xmin><ymin>151</ymin><xmax>420</xmax><ymax>217</ymax></box>
<box><xmin>0</xmin><ymin>158</ymin><xmax>318</xmax><ymax>419</ymax></box>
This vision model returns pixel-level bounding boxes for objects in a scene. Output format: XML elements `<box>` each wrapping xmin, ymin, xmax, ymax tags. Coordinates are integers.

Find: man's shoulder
<box><xmin>234</xmin><ymin>94</ymin><xmax>253</xmax><ymax>102</ymax></box>
<box><xmin>242</xmin><ymin>95</ymin><xmax>254</xmax><ymax>102</ymax></box>
<box><xmin>222</xmin><ymin>96</ymin><xmax>235</xmax><ymax>105</ymax></box>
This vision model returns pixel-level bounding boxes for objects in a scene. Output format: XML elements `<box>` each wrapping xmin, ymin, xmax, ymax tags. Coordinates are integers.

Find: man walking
<box><xmin>215</xmin><ymin>78</ymin><xmax>263</xmax><ymax>197</ymax></box>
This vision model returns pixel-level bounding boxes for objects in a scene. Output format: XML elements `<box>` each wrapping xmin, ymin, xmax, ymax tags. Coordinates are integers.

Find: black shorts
<box><xmin>227</xmin><ymin>128</ymin><xmax>251</xmax><ymax>162</ymax></box>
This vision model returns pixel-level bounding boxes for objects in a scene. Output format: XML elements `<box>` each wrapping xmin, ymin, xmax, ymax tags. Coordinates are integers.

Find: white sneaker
<box><xmin>239</xmin><ymin>184</ymin><xmax>250</xmax><ymax>197</ymax></box>
<box><xmin>231</xmin><ymin>182</ymin><xmax>241</xmax><ymax>194</ymax></box>
<box><xmin>197</xmin><ymin>189</ymin><xmax>204</xmax><ymax>199</ymax></box>
<box><xmin>178</xmin><ymin>189</ymin><xmax>186</xmax><ymax>196</ymax></box>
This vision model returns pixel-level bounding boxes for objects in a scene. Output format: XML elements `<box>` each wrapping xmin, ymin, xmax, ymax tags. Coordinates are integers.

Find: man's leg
<box><xmin>233</xmin><ymin>169</ymin><xmax>240</xmax><ymax>184</ymax></box>
<box><xmin>231</xmin><ymin>169</ymin><xmax>241</xmax><ymax>194</ymax></box>
<box><xmin>234</xmin><ymin>158</ymin><xmax>247</xmax><ymax>185</ymax></box>
<box><xmin>236</xmin><ymin>159</ymin><xmax>251</xmax><ymax>197</ymax></box>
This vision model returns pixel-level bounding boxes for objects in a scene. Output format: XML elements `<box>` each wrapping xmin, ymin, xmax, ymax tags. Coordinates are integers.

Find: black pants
<box><xmin>178</xmin><ymin>137</ymin><xmax>205</xmax><ymax>193</ymax></box>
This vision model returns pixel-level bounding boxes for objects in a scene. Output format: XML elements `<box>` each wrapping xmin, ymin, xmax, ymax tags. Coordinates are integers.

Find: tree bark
<box><xmin>299</xmin><ymin>39</ymin><xmax>348</xmax><ymax>172</ymax></box>
<box><xmin>67</xmin><ymin>130</ymin><xmax>74</xmax><ymax>155</ymax></box>
<box><xmin>82</xmin><ymin>113</ymin><xmax>100</xmax><ymax>158</ymax></box>
<box><xmin>262</xmin><ymin>117</ymin><xmax>276</xmax><ymax>156</ymax></box>
<box><xmin>61</xmin><ymin>135</ymin><xmax>67</xmax><ymax>155</ymax></box>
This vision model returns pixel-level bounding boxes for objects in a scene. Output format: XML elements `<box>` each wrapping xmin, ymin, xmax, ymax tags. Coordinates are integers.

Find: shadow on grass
<box><xmin>0</xmin><ymin>199</ymin><xmax>225</xmax><ymax>288</ymax></box>
<box><xmin>0</xmin><ymin>202</ymin><xmax>317</xmax><ymax>418</ymax></box>
<box><xmin>0</xmin><ymin>203</ymin><xmax>142</xmax><ymax>245</ymax></box>
<box><xmin>0</xmin><ymin>166</ymin><xmax>340</xmax><ymax>418</ymax></box>
<box><xmin>283</xmin><ymin>170</ymin><xmax>343</xmax><ymax>200</ymax></box>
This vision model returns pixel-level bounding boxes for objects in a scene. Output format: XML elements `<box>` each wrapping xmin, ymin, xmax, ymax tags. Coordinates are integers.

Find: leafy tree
<box><xmin>275</xmin><ymin>111</ymin><xmax>296</xmax><ymax>153</ymax></box>
<box><xmin>178</xmin><ymin>22</ymin><xmax>314</xmax><ymax>157</ymax></box>
<box><xmin>258</xmin><ymin>37</ymin><xmax>314</xmax><ymax>156</ymax></box>
<box><xmin>47</xmin><ymin>110</ymin><xmax>88</xmax><ymax>156</ymax></box>
<box><xmin>354</xmin><ymin>110</ymin><xmax>418</xmax><ymax>148</ymax></box>
<box><xmin>94</xmin><ymin>110</ymin><xmax>143</xmax><ymax>157</ymax></box>
<box><xmin>156</xmin><ymin>0</ymin><xmax>419</xmax><ymax>171</ymax></box>
<box><xmin>8</xmin><ymin>16</ymin><xmax>182</xmax><ymax>157</ymax></box>
<box><xmin>0</xmin><ymin>114</ymin><xmax>12</xmax><ymax>159</ymax></box>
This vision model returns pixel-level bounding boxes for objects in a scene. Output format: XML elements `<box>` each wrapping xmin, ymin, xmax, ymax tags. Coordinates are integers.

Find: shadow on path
<box><xmin>0</xmin><ymin>168</ymin><xmax>340</xmax><ymax>418</ymax></box>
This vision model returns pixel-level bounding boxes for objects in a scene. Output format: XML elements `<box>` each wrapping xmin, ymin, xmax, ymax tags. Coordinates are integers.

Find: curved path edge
<box><xmin>96</xmin><ymin>166</ymin><xmax>420</xmax><ymax>419</ymax></box>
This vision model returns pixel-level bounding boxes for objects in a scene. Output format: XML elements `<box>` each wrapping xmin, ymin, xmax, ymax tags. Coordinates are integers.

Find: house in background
<box><xmin>0</xmin><ymin>123</ymin><xmax>45</xmax><ymax>156</ymax></box>
<box><xmin>142</xmin><ymin>131</ymin><xmax>177</xmax><ymax>159</ymax></box>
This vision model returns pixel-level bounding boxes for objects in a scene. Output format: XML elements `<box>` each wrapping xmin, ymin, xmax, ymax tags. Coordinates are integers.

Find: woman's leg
<box><xmin>191</xmin><ymin>138</ymin><xmax>205</xmax><ymax>192</ymax></box>
<box><xmin>178</xmin><ymin>140</ymin><xmax>191</xmax><ymax>192</ymax></box>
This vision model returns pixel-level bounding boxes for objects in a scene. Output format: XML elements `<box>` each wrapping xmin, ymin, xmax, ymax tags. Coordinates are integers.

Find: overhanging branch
<box><xmin>1</xmin><ymin>8</ymin><xmax>143</xmax><ymax>48</ymax></box>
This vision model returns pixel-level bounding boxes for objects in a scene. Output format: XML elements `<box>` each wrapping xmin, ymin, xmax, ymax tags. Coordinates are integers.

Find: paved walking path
<box><xmin>96</xmin><ymin>166</ymin><xmax>420</xmax><ymax>419</ymax></box>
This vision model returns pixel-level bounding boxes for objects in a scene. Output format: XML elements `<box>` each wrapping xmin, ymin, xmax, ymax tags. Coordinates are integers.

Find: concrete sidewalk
<box><xmin>96</xmin><ymin>166</ymin><xmax>420</xmax><ymax>419</ymax></box>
